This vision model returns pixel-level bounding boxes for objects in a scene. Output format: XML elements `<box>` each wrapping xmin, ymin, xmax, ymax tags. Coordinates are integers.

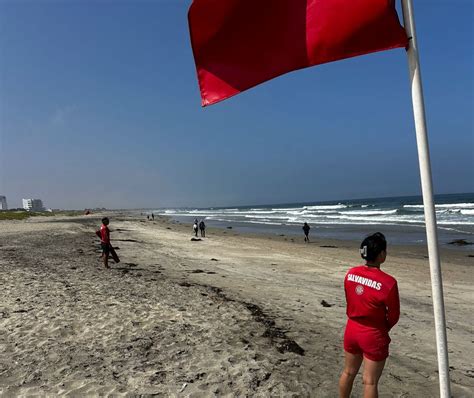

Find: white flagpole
<box><xmin>401</xmin><ymin>1</ymin><xmax>451</xmax><ymax>397</ymax></box>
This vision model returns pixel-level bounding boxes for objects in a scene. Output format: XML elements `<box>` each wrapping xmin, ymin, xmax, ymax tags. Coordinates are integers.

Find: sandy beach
<box><xmin>0</xmin><ymin>213</ymin><xmax>472</xmax><ymax>397</ymax></box>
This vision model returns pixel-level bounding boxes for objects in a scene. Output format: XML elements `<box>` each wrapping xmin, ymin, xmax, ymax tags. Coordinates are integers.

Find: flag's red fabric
<box><xmin>188</xmin><ymin>0</ymin><xmax>408</xmax><ymax>106</ymax></box>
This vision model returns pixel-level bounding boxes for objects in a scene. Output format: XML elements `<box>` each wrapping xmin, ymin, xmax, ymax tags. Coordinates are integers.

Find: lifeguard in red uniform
<box><xmin>339</xmin><ymin>232</ymin><xmax>400</xmax><ymax>398</ymax></box>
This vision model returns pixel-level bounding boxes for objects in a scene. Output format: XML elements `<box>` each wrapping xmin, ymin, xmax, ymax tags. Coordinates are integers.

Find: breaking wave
<box><xmin>160</xmin><ymin>195</ymin><xmax>474</xmax><ymax>229</ymax></box>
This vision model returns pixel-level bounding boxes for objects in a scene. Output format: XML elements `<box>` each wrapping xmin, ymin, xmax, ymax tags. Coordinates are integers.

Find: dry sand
<box><xmin>0</xmin><ymin>213</ymin><xmax>472</xmax><ymax>397</ymax></box>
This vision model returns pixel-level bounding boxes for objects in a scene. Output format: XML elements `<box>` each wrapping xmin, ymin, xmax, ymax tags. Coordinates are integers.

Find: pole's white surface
<box><xmin>401</xmin><ymin>1</ymin><xmax>451</xmax><ymax>397</ymax></box>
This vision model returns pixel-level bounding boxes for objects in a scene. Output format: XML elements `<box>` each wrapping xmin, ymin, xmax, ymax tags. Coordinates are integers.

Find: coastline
<box><xmin>160</xmin><ymin>215</ymin><xmax>474</xmax><ymax>249</ymax></box>
<box><xmin>157</xmin><ymin>192</ymin><xmax>474</xmax><ymax>247</ymax></box>
<box><xmin>162</xmin><ymin>214</ymin><xmax>474</xmax><ymax>256</ymax></box>
<box><xmin>1</xmin><ymin>213</ymin><xmax>472</xmax><ymax>396</ymax></box>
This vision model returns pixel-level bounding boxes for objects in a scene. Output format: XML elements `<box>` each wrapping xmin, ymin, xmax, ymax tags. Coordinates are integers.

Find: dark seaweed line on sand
<box><xmin>178</xmin><ymin>282</ymin><xmax>304</xmax><ymax>356</ymax></box>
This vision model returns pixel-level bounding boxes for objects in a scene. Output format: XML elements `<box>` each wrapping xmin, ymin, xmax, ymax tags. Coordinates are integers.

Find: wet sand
<box><xmin>0</xmin><ymin>213</ymin><xmax>472</xmax><ymax>397</ymax></box>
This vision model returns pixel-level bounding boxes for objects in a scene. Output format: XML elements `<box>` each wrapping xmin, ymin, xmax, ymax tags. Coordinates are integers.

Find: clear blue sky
<box><xmin>0</xmin><ymin>1</ymin><xmax>472</xmax><ymax>209</ymax></box>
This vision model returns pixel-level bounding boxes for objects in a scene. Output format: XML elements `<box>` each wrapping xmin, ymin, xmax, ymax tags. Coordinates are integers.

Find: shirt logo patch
<box><xmin>347</xmin><ymin>273</ymin><xmax>382</xmax><ymax>290</ymax></box>
<box><xmin>355</xmin><ymin>285</ymin><xmax>364</xmax><ymax>295</ymax></box>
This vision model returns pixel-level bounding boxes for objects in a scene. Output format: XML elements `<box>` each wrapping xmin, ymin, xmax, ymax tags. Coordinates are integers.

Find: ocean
<box><xmin>158</xmin><ymin>193</ymin><xmax>474</xmax><ymax>246</ymax></box>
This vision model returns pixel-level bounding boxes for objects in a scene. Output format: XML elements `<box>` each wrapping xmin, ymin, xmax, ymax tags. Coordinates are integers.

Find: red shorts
<box><xmin>343</xmin><ymin>319</ymin><xmax>390</xmax><ymax>361</ymax></box>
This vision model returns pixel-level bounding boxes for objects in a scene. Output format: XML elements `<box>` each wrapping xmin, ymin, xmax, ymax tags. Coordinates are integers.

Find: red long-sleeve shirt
<box><xmin>344</xmin><ymin>265</ymin><xmax>400</xmax><ymax>330</ymax></box>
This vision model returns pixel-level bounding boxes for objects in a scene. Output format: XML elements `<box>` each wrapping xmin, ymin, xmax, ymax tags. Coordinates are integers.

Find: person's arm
<box><xmin>386</xmin><ymin>283</ymin><xmax>400</xmax><ymax>330</ymax></box>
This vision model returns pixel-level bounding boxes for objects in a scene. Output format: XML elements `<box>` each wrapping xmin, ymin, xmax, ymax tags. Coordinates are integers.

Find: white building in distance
<box><xmin>0</xmin><ymin>196</ymin><xmax>7</xmax><ymax>210</ymax></box>
<box><xmin>22</xmin><ymin>198</ymin><xmax>45</xmax><ymax>212</ymax></box>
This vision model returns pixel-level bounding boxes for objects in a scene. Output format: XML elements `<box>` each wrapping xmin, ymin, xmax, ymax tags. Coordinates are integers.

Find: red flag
<box><xmin>188</xmin><ymin>0</ymin><xmax>408</xmax><ymax>106</ymax></box>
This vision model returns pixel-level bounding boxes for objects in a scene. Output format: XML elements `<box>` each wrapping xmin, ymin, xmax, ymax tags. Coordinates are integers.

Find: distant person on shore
<box><xmin>199</xmin><ymin>220</ymin><xmax>206</xmax><ymax>237</ymax></box>
<box><xmin>303</xmin><ymin>222</ymin><xmax>310</xmax><ymax>242</ymax></box>
<box><xmin>147</xmin><ymin>215</ymin><xmax>150</xmax><ymax>220</ymax></box>
<box><xmin>152</xmin><ymin>213</ymin><xmax>155</xmax><ymax>221</ymax></box>
<box><xmin>339</xmin><ymin>232</ymin><xmax>399</xmax><ymax>398</ymax></box>
<box><xmin>98</xmin><ymin>217</ymin><xmax>111</xmax><ymax>269</ymax></box>
<box><xmin>193</xmin><ymin>219</ymin><xmax>199</xmax><ymax>237</ymax></box>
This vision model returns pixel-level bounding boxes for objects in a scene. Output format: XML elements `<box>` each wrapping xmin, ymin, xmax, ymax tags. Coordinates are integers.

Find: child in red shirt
<box><xmin>339</xmin><ymin>232</ymin><xmax>399</xmax><ymax>398</ymax></box>
<box><xmin>99</xmin><ymin>217</ymin><xmax>111</xmax><ymax>269</ymax></box>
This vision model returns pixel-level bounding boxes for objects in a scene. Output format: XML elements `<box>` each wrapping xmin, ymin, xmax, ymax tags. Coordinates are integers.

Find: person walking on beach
<box><xmin>152</xmin><ymin>213</ymin><xmax>155</xmax><ymax>221</ymax></box>
<box><xmin>193</xmin><ymin>219</ymin><xmax>199</xmax><ymax>237</ymax></box>
<box><xmin>199</xmin><ymin>219</ymin><xmax>206</xmax><ymax>237</ymax></box>
<box><xmin>339</xmin><ymin>232</ymin><xmax>399</xmax><ymax>398</ymax></box>
<box><xmin>99</xmin><ymin>217</ymin><xmax>111</xmax><ymax>269</ymax></box>
<box><xmin>302</xmin><ymin>222</ymin><xmax>310</xmax><ymax>242</ymax></box>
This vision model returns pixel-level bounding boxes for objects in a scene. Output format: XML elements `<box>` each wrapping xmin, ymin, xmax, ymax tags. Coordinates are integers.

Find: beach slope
<box><xmin>0</xmin><ymin>214</ymin><xmax>472</xmax><ymax>396</ymax></box>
